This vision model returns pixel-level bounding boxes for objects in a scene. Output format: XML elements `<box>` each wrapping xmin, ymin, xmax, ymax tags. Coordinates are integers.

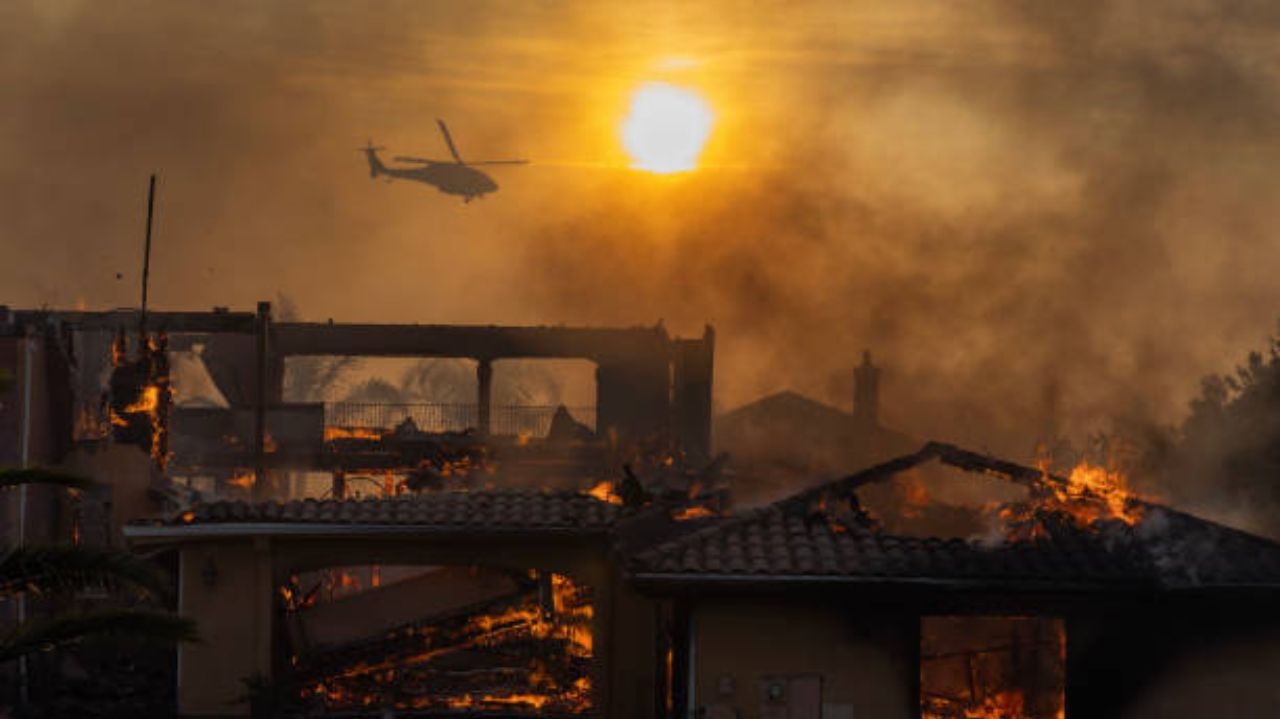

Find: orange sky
<box><xmin>5</xmin><ymin>0</ymin><xmax>1280</xmax><ymax>456</ymax></box>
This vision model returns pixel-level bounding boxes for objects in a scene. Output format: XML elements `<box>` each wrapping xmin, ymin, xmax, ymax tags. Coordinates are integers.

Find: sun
<box><xmin>621</xmin><ymin>82</ymin><xmax>714</xmax><ymax>174</ymax></box>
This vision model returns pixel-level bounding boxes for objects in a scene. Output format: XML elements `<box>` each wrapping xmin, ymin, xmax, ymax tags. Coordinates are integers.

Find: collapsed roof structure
<box><xmin>124</xmin><ymin>441</ymin><xmax>1280</xmax><ymax>719</ymax></box>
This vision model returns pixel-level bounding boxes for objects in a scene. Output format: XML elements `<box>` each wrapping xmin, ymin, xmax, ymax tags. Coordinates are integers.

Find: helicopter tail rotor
<box><xmin>360</xmin><ymin>140</ymin><xmax>387</xmax><ymax>178</ymax></box>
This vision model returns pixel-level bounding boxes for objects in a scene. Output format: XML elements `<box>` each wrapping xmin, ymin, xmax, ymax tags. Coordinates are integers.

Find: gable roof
<box><xmin>125</xmin><ymin>489</ymin><xmax>621</xmax><ymax>541</ymax></box>
<box><xmin>630</xmin><ymin>442</ymin><xmax>1280</xmax><ymax>592</ymax></box>
<box><xmin>718</xmin><ymin>390</ymin><xmax>856</xmax><ymax>430</ymax></box>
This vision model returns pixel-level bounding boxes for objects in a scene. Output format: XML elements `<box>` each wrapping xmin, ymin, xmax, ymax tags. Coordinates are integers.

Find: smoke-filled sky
<box><xmin>4</xmin><ymin>0</ymin><xmax>1280</xmax><ymax>456</ymax></box>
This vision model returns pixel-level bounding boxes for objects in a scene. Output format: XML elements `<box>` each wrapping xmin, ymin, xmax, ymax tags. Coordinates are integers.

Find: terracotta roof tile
<box><xmin>141</xmin><ymin>489</ymin><xmax>620</xmax><ymax>533</ymax></box>
<box><xmin>631</xmin><ymin>444</ymin><xmax>1280</xmax><ymax>591</ymax></box>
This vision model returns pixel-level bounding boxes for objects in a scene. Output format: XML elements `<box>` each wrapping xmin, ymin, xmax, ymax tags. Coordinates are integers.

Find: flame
<box><xmin>671</xmin><ymin>505</ymin><xmax>715</xmax><ymax>521</ymax></box>
<box><xmin>263</xmin><ymin>432</ymin><xmax>278</xmax><ymax>454</ymax></box>
<box><xmin>110</xmin><ymin>333</ymin><xmax>126</xmax><ymax>368</ymax></box>
<box><xmin>517</xmin><ymin>430</ymin><xmax>533</xmax><ymax>447</ymax></box>
<box><xmin>1059</xmin><ymin>461</ymin><xmax>1143</xmax><ymax>524</ymax></box>
<box><xmin>585</xmin><ymin>480</ymin><xmax>623</xmax><ymax>505</ymax></box>
<box><xmin>123</xmin><ymin>385</ymin><xmax>159</xmax><ymax>414</ymax></box>
<box><xmin>923</xmin><ymin>689</ymin><xmax>1065</xmax><ymax>719</ymax></box>
<box><xmin>294</xmin><ymin>572</ymin><xmax>594</xmax><ymax>713</ymax></box>
<box><xmin>324</xmin><ymin>426</ymin><xmax>384</xmax><ymax>441</ymax></box>
<box><xmin>999</xmin><ymin>459</ymin><xmax>1146</xmax><ymax>541</ymax></box>
<box><xmin>902</xmin><ymin>477</ymin><xmax>929</xmax><ymax>519</ymax></box>
<box><xmin>226</xmin><ymin>471</ymin><xmax>256</xmax><ymax>488</ymax></box>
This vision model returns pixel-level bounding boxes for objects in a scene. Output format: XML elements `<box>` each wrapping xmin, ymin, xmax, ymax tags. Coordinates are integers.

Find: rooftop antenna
<box><xmin>139</xmin><ymin>174</ymin><xmax>156</xmax><ymax>347</ymax></box>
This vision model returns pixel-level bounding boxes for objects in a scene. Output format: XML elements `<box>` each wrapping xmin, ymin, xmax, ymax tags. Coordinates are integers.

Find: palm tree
<box><xmin>0</xmin><ymin>467</ymin><xmax>199</xmax><ymax>665</ymax></box>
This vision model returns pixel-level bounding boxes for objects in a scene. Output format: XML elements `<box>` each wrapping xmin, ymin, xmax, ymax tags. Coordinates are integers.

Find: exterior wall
<box><xmin>178</xmin><ymin>540</ymin><xmax>274</xmax><ymax>718</ymax></box>
<box><xmin>1123</xmin><ymin>625</ymin><xmax>1280</xmax><ymax>719</ymax></box>
<box><xmin>1068</xmin><ymin>611</ymin><xmax>1280</xmax><ymax>719</ymax></box>
<box><xmin>0</xmin><ymin>335</ymin><xmax>68</xmax><ymax>545</ymax></box>
<box><xmin>608</xmin><ymin>579</ymin><xmax>659</xmax><ymax>719</ymax></box>
<box><xmin>168</xmin><ymin>534</ymin><xmax>639</xmax><ymax>718</ymax></box>
<box><xmin>60</xmin><ymin>443</ymin><xmax>157</xmax><ymax>546</ymax></box>
<box><xmin>691</xmin><ymin>600</ymin><xmax>916</xmax><ymax>719</ymax></box>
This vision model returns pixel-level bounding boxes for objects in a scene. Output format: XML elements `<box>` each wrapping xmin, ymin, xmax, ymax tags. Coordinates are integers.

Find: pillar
<box><xmin>476</xmin><ymin>358</ymin><xmax>493</xmax><ymax>436</ymax></box>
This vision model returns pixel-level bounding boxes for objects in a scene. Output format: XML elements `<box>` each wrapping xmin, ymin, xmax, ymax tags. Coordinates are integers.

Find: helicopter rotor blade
<box><xmin>437</xmin><ymin>119</ymin><xmax>464</xmax><ymax>164</ymax></box>
<box><xmin>466</xmin><ymin>160</ymin><xmax>529</xmax><ymax>166</ymax></box>
<box><xmin>393</xmin><ymin>156</ymin><xmax>445</xmax><ymax>164</ymax></box>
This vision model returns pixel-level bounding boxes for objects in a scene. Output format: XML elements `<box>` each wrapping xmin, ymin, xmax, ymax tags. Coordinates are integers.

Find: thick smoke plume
<box><xmin>4</xmin><ymin>2</ymin><xmax>1280</xmax><ymax>499</ymax></box>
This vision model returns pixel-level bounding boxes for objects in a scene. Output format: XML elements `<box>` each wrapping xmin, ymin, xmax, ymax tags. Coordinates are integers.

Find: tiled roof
<box><xmin>631</xmin><ymin>444</ymin><xmax>1280</xmax><ymax>591</ymax></box>
<box><xmin>136</xmin><ymin>489</ymin><xmax>621</xmax><ymax>533</ymax></box>
<box><xmin>631</xmin><ymin>507</ymin><xmax>1154</xmax><ymax>588</ymax></box>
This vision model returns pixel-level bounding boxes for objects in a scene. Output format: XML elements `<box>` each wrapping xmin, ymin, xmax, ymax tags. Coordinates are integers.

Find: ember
<box><xmin>585</xmin><ymin>479</ymin><xmax>623</xmax><ymax>505</ymax></box>
<box><xmin>324</xmin><ymin>426</ymin><xmax>384</xmax><ymax>442</ymax></box>
<box><xmin>671</xmin><ymin>505</ymin><xmax>715</xmax><ymax>521</ymax></box>
<box><xmin>287</xmin><ymin>571</ymin><xmax>595</xmax><ymax>714</ymax></box>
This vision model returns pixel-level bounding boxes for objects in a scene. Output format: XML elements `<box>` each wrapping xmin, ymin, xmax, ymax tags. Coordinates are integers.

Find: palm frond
<box><xmin>0</xmin><ymin>467</ymin><xmax>97</xmax><ymax>492</ymax></box>
<box><xmin>0</xmin><ymin>545</ymin><xmax>172</xmax><ymax>600</ymax></box>
<box><xmin>0</xmin><ymin>609</ymin><xmax>199</xmax><ymax>664</ymax></box>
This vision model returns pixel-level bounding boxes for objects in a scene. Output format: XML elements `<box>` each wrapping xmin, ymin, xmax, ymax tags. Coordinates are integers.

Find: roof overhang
<box><xmin>124</xmin><ymin>522</ymin><xmax>612</xmax><ymax>545</ymax></box>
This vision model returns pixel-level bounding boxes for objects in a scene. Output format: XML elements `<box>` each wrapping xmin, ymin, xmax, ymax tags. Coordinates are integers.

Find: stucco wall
<box><xmin>691</xmin><ymin>600</ymin><xmax>916</xmax><ymax>719</ymax></box>
<box><xmin>169</xmin><ymin>534</ymin><xmax>638</xmax><ymax>717</ymax></box>
<box><xmin>1123</xmin><ymin>625</ymin><xmax>1280</xmax><ymax>719</ymax></box>
<box><xmin>179</xmin><ymin>540</ymin><xmax>273</xmax><ymax>718</ymax></box>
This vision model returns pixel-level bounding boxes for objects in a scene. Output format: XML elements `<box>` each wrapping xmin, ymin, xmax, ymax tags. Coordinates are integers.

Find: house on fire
<box><xmin>7</xmin><ymin>304</ymin><xmax>1280</xmax><ymax>719</ymax></box>
<box><xmin>121</xmin><ymin>442</ymin><xmax>1280</xmax><ymax>719</ymax></box>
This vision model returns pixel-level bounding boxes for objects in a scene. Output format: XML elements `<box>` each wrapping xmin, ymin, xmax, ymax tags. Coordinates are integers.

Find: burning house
<box><xmin>629</xmin><ymin>442</ymin><xmax>1280</xmax><ymax>719</ymax></box>
<box><xmin>8</xmin><ymin>303</ymin><xmax>1280</xmax><ymax>719</ymax></box>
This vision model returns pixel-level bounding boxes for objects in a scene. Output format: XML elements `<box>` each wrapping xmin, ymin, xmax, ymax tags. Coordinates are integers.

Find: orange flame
<box><xmin>1001</xmin><ymin>459</ymin><xmax>1146</xmax><ymax>541</ymax></box>
<box><xmin>324</xmin><ymin>426</ymin><xmax>384</xmax><ymax>441</ymax></box>
<box><xmin>671</xmin><ymin>505</ymin><xmax>715</xmax><ymax>521</ymax></box>
<box><xmin>123</xmin><ymin>385</ymin><xmax>159</xmax><ymax>414</ymax></box>
<box><xmin>585</xmin><ymin>480</ymin><xmax>623</xmax><ymax>505</ymax></box>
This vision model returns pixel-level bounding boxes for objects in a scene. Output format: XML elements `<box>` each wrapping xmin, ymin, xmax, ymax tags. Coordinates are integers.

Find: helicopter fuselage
<box><xmin>362</xmin><ymin>123</ymin><xmax>521</xmax><ymax>202</ymax></box>
<box><xmin>377</xmin><ymin>159</ymin><xmax>497</xmax><ymax>201</ymax></box>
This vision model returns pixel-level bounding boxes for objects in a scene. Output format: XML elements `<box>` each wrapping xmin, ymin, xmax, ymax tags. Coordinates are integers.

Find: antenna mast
<box><xmin>139</xmin><ymin>174</ymin><xmax>156</xmax><ymax>342</ymax></box>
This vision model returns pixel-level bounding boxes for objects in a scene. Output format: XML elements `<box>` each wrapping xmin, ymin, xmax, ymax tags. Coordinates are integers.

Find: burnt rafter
<box><xmin>781</xmin><ymin>441</ymin><xmax>1080</xmax><ymax>515</ymax></box>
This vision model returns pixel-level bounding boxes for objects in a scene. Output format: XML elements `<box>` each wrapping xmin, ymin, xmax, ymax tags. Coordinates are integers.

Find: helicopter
<box><xmin>362</xmin><ymin>120</ymin><xmax>527</xmax><ymax>202</ymax></box>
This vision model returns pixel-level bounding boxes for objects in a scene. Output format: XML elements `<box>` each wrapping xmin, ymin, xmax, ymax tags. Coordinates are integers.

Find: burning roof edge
<box><xmin>628</xmin><ymin>442</ymin><xmax>1280</xmax><ymax>592</ymax></box>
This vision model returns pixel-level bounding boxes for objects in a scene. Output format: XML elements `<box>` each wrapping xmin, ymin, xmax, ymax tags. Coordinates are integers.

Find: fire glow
<box><xmin>585</xmin><ymin>480</ymin><xmax>623</xmax><ymax>505</ymax></box>
<box><xmin>999</xmin><ymin>460</ymin><xmax>1146</xmax><ymax>542</ymax></box>
<box><xmin>290</xmin><ymin>572</ymin><xmax>594</xmax><ymax>714</ymax></box>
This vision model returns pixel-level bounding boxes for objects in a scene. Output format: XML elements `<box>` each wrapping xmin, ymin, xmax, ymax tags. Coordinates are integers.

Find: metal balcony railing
<box><xmin>324</xmin><ymin>402</ymin><xmax>596</xmax><ymax>437</ymax></box>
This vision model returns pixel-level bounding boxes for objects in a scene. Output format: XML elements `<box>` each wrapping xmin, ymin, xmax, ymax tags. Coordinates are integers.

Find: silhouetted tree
<box><xmin>1165</xmin><ymin>331</ymin><xmax>1280</xmax><ymax>530</ymax></box>
<box><xmin>0</xmin><ymin>468</ymin><xmax>198</xmax><ymax>665</ymax></box>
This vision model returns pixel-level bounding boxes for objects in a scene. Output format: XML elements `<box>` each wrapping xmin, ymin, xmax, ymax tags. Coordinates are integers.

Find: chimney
<box><xmin>853</xmin><ymin>350</ymin><xmax>880</xmax><ymax>427</ymax></box>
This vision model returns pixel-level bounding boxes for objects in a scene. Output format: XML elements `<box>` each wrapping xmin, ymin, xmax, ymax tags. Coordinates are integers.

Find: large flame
<box><xmin>999</xmin><ymin>459</ymin><xmax>1145</xmax><ymax>541</ymax></box>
